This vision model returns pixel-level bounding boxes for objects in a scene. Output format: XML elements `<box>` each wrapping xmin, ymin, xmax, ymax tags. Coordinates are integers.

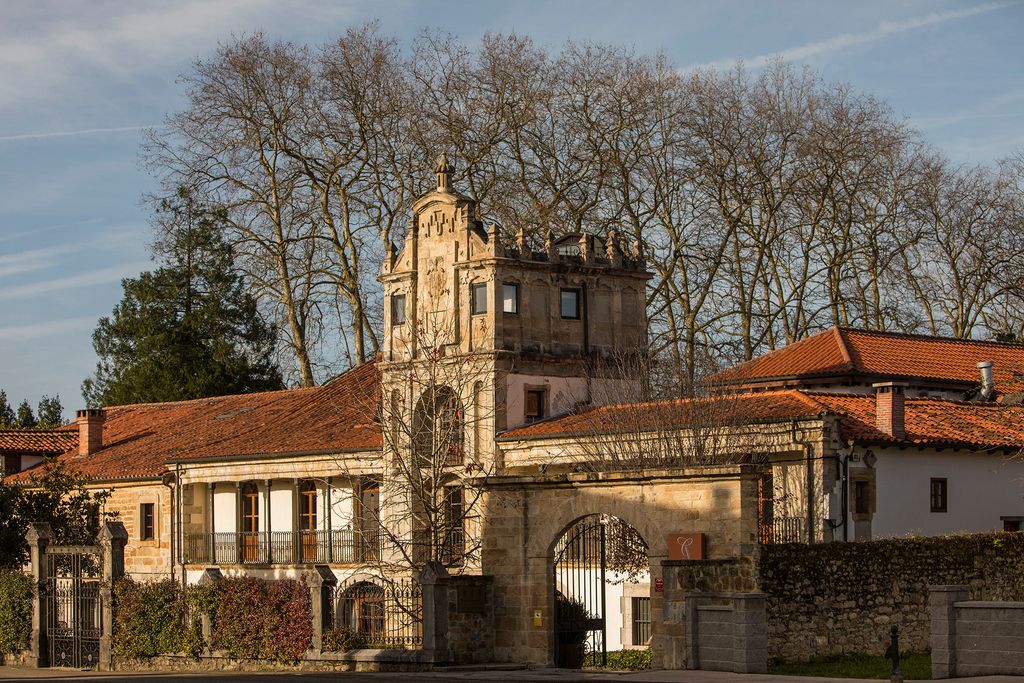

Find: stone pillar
<box><xmin>732</xmin><ymin>593</ymin><xmax>768</xmax><ymax>673</ymax></box>
<box><xmin>930</xmin><ymin>585</ymin><xmax>968</xmax><ymax>679</ymax></box>
<box><xmin>307</xmin><ymin>565</ymin><xmax>337</xmax><ymax>657</ymax></box>
<box><xmin>196</xmin><ymin>567</ymin><xmax>223</xmax><ymax>651</ymax></box>
<box><xmin>25</xmin><ymin>523</ymin><xmax>51</xmax><ymax>668</ymax></box>
<box><xmin>97</xmin><ymin>521</ymin><xmax>128</xmax><ymax>672</ymax></box>
<box><xmin>419</xmin><ymin>561</ymin><xmax>451</xmax><ymax>663</ymax></box>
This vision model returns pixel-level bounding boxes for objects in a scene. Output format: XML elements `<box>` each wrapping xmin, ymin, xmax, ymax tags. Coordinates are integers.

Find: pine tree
<box><xmin>14</xmin><ymin>401</ymin><xmax>35</xmax><ymax>428</ymax></box>
<box><xmin>36</xmin><ymin>395</ymin><xmax>64</xmax><ymax>428</ymax></box>
<box><xmin>0</xmin><ymin>392</ymin><xmax>13</xmax><ymax>428</ymax></box>
<box><xmin>83</xmin><ymin>190</ymin><xmax>284</xmax><ymax>406</ymax></box>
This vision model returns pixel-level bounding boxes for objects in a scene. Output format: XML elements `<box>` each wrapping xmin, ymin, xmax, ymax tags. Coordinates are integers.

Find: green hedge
<box><xmin>0</xmin><ymin>570</ymin><xmax>32</xmax><ymax>654</ymax></box>
<box><xmin>112</xmin><ymin>578</ymin><xmax>202</xmax><ymax>659</ymax></box>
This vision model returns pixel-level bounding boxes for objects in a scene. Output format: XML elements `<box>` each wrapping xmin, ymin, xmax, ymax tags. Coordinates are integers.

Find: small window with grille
<box><xmin>632</xmin><ymin>596</ymin><xmax>651</xmax><ymax>645</ymax></box>
<box><xmin>140</xmin><ymin>502</ymin><xmax>155</xmax><ymax>541</ymax></box>
<box><xmin>930</xmin><ymin>478</ymin><xmax>947</xmax><ymax>513</ymax></box>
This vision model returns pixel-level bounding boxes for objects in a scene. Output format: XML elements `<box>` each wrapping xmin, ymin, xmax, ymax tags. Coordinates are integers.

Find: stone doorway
<box><xmin>551</xmin><ymin>514</ymin><xmax>649</xmax><ymax>668</ymax></box>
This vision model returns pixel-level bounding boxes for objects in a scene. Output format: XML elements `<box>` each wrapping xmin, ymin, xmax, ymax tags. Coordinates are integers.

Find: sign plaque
<box><xmin>654</xmin><ymin>577</ymin><xmax>664</xmax><ymax>593</ymax></box>
<box><xmin>666</xmin><ymin>532</ymin><xmax>706</xmax><ymax>560</ymax></box>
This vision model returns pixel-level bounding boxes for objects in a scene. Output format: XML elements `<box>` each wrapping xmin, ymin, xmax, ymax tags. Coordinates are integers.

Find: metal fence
<box><xmin>184</xmin><ymin>530</ymin><xmax>381</xmax><ymax>565</ymax></box>
<box><xmin>330</xmin><ymin>578</ymin><xmax>422</xmax><ymax>649</ymax></box>
<box><xmin>758</xmin><ymin>516</ymin><xmax>806</xmax><ymax>544</ymax></box>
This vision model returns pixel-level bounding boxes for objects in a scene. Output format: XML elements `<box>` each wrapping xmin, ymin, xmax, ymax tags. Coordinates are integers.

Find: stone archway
<box><xmin>551</xmin><ymin>514</ymin><xmax>649</xmax><ymax>668</ymax></box>
<box><xmin>479</xmin><ymin>465</ymin><xmax>761</xmax><ymax>668</ymax></box>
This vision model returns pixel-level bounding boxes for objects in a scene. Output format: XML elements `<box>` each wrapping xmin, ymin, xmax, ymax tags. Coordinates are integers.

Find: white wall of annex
<box><xmin>212</xmin><ymin>485</ymin><xmax>236</xmax><ymax>534</ymax></box>
<box><xmin>873</xmin><ymin>449</ymin><xmax>1024</xmax><ymax>537</ymax></box>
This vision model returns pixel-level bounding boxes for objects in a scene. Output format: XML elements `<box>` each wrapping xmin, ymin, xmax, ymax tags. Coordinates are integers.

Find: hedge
<box><xmin>0</xmin><ymin>570</ymin><xmax>32</xmax><ymax>655</ymax></box>
<box><xmin>209</xmin><ymin>577</ymin><xmax>312</xmax><ymax>662</ymax></box>
<box><xmin>112</xmin><ymin>578</ymin><xmax>202</xmax><ymax>659</ymax></box>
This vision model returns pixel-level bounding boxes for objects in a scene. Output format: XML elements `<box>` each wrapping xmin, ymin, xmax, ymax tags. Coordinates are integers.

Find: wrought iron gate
<box><xmin>552</xmin><ymin>517</ymin><xmax>607</xmax><ymax>668</ymax></box>
<box><xmin>46</xmin><ymin>546</ymin><xmax>102</xmax><ymax>669</ymax></box>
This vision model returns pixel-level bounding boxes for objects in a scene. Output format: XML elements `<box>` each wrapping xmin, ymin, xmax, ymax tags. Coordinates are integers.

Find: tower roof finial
<box><xmin>435</xmin><ymin>152</ymin><xmax>453</xmax><ymax>192</ymax></box>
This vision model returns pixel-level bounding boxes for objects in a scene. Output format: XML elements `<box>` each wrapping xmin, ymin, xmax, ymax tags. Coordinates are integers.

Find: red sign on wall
<box><xmin>654</xmin><ymin>577</ymin><xmax>664</xmax><ymax>593</ymax></box>
<box><xmin>666</xmin><ymin>532</ymin><xmax>706</xmax><ymax>560</ymax></box>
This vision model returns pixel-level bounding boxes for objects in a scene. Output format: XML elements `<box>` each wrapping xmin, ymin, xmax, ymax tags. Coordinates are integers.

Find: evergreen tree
<box><xmin>14</xmin><ymin>401</ymin><xmax>36</xmax><ymax>428</ymax></box>
<box><xmin>83</xmin><ymin>191</ymin><xmax>284</xmax><ymax>406</ymax></box>
<box><xmin>36</xmin><ymin>395</ymin><xmax>65</xmax><ymax>428</ymax></box>
<box><xmin>0</xmin><ymin>392</ymin><xmax>13</xmax><ymax>428</ymax></box>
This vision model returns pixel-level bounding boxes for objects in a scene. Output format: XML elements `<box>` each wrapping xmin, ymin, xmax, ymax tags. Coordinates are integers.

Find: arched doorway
<box><xmin>552</xmin><ymin>514</ymin><xmax>649</xmax><ymax>668</ymax></box>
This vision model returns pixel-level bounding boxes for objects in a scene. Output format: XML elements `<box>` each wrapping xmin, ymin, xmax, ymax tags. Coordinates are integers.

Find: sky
<box><xmin>1</xmin><ymin>0</ymin><xmax>1022</xmax><ymax>418</ymax></box>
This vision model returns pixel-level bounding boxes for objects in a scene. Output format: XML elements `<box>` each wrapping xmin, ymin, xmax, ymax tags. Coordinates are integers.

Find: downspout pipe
<box><xmin>161</xmin><ymin>470</ymin><xmax>176</xmax><ymax>585</ymax></box>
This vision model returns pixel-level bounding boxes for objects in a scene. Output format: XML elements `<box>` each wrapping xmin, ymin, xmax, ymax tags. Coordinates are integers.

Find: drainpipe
<box><xmin>161</xmin><ymin>470</ymin><xmax>176</xmax><ymax>584</ymax></box>
<box><xmin>977</xmin><ymin>361</ymin><xmax>995</xmax><ymax>401</ymax></box>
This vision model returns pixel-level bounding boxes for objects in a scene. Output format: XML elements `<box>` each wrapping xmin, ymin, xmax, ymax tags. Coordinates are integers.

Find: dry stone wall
<box><xmin>758</xmin><ymin>532</ymin><xmax>1024</xmax><ymax>662</ymax></box>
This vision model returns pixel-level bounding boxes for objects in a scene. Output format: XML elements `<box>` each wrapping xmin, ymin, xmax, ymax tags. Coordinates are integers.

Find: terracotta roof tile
<box><xmin>7</xmin><ymin>361</ymin><xmax>381</xmax><ymax>483</ymax></box>
<box><xmin>499</xmin><ymin>390</ymin><xmax>826</xmax><ymax>441</ymax></box>
<box><xmin>716</xmin><ymin>327</ymin><xmax>1024</xmax><ymax>396</ymax></box>
<box><xmin>0</xmin><ymin>428</ymin><xmax>78</xmax><ymax>455</ymax></box>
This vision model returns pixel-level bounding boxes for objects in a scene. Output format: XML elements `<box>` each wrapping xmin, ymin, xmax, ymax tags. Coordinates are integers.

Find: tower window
<box><xmin>471</xmin><ymin>283</ymin><xmax>488</xmax><ymax>315</ymax></box>
<box><xmin>525</xmin><ymin>388</ymin><xmax>546</xmax><ymax>422</ymax></box>
<box><xmin>930</xmin><ymin>478</ymin><xmax>947</xmax><ymax>513</ymax></box>
<box><xmin>391</xmin><ymin>294</ymin><xmax>406</xmax><ymax>325</ymax></box>
<box><xmin>560</xmin><ymin>289</ymin><xmax>580</xmax><ymax>319</ymax></box>
<box><xmin>502</xmin><ymin>283</ymin><xmax>519</xmax><ymax>314</ymax></box>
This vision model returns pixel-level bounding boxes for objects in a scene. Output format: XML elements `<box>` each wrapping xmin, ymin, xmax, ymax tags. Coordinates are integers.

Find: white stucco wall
<box><xmin>212</xmin><ymin>485</ymin><xmax>236</xmax><ymax>534</ymax></box>
<box><xmin>270</xmin><ymin>482</ymin><xmax>292</xmax><ymax>533</ymax></box>
<box><xmin>872</xmin><ymin>449</ymin><xmax>1024</xmax><ymax>537</ymax></box>
<box><xmin>554</xmin><ymin>568</ymin><xmax>650</xmax><ymax>652</ymax></box>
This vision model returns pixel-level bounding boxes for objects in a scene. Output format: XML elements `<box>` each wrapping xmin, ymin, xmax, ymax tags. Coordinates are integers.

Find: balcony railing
<box><xmin>758</xmin><ymin>516</ymin><xmax>806</xmax><ymax>545</ymax></box>
<box><xmin>184</xmin><ymin>530</ymin><xmax>382</xmax><ymax>565</ymax></box>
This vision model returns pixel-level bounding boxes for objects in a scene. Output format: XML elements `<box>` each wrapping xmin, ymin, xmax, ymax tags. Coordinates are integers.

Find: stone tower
<box><xmin>378</xmin><ymin>155</ymin><xmax>651</xmax><ymax>468</ymax></box>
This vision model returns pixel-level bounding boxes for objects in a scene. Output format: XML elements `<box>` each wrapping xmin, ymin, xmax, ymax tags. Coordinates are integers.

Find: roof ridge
<box><xmin>837</xmin><ymin>326</ymin><xmax>1024</xmax><ymax>348</ymax></box>
<box><xmin>101</xmin><ymin>384</ymin><xmax>323</xmax><ymax>412</ymax></box>
<box><xmin>833</xmin><ymin>327</ymin><xmax>855</xmax><ymax>369</ymax></box>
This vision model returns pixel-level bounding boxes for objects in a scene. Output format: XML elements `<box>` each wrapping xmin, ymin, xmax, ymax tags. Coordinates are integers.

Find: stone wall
<box><xmin>930</xmin><ymin>586</ymin><xmax>1024</xmax><ymax>678</ymax></box>
<box><xmin>446</xmin><ymin>575</ymin><xmax>495</xmax><ymax>664</ymax></box>
<box><xmin>101</xmin><ymin>483</ymin><xmax>172</xmax><ymax>580</ymax></box>
<box><xmin>759</xmin><ymin>532</ymin><xmax>1024</xmax><ymax>662</ymax></box>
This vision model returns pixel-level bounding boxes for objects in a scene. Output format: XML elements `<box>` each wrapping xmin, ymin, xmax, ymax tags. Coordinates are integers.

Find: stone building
<box><xmin>4</xmin><ymin>160</ymin><xmax>1024</xmax><ymax>667</ymax></box>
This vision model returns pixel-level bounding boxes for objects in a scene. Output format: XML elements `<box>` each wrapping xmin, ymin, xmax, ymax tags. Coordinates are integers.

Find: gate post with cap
<box><xmin>26</xmin><ymin>523</ymin><xmax>52</xmax><ymax>668</ymax></box>
<box><xmin>97</xmin><ymin>522</ymin><xmax>128</xmax><ymax>671</ymax></box>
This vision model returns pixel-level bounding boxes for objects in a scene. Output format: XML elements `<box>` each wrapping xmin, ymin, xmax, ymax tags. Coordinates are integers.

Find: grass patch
<box><xmin>769</xmin><ymin>651</ymin><xmax>931</xmax><ymax>680</ymax></box>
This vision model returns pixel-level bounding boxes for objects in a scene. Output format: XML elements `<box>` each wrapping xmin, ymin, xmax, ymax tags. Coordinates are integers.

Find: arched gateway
<box><xmin>552</xmin><ymin>514</ymin><xmax>649</xmax><ymax>668</ymax></box>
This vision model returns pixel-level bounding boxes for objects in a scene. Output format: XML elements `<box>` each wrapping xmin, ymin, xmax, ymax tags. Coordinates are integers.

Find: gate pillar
<box><xmin>97</xmin><ymin>522</ymin><xmax>128</xmax><ymax>671</ymax></box>
<box><xmin>26</xmin><ymin>523</ymin><xmax>52</xmax><ymax>668</ymax></box>
<box><xmin>419</xmin><ymin>561</ymin><xmax>451</xmax><ymax>662</ymax></box>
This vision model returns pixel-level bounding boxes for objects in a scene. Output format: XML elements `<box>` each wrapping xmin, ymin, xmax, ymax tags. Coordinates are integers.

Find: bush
<box><xmin>0</xmin><ymin>570</ymin><xmax>32</xmax><ymax>654</ymax></box>
<box><xmin>113</xmin><ymin>578</ymin><xmax>202</xmax><ymax>659</ymax></box>
<box><xmin>601</xmin><ymin>648</ymin><xmax>653</xmax><ymax>670</ymax></box>
<box><xmin>322</xmin><ymin>627</ymin><xmax>368</xmax><ymax>652</ymax></box>
<box><xmin>209</xmin><ymin>577</ymin><xmax>311</xmax><ymax>662</ymax></box>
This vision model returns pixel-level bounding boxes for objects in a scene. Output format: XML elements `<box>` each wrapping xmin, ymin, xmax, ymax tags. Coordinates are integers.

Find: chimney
<box><xmin>872</xmin><ymin>382</ymin><xmax>907</xmax><ymax>439</ymax></box>
<box><xmin>76</xmin><ymin>409</ymin><xmax>105</xmax><ymax>456</ymax></box>
<box><xmin>977</xmin><ymin>360</ymin><xmax>995</xmax><ymax>401</ymax></box>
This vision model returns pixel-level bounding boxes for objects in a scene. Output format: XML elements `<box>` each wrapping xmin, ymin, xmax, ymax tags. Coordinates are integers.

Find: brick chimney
<box><xmin>76</xmin><ymin>409</ymin><xmax>105</xmax><ymax>456</ymax></box>
<box><xmin>872</xmin><ymin>382</ymin><xmax>907</xmax><ymax>439</ymax></box>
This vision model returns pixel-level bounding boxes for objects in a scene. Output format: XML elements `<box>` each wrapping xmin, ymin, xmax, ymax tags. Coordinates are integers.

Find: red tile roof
<box><xmin>0</xmin><ymin>428</ymin><xmax>78</xmax><ymax>455</ymax></box>
<box><xmin>499</xmin><ymin>390</ymin><xmax>826</xmax><ymax>441</ymax></box>
<box><xmin>715</xmin><ymin>327</ymin><xmax>1024</xmax><ymax>396</ymax></box>
<box><xmin>7</xmin><ymin>362</ymin><xmax>381</xmax><ymax>483</ymax></box>
<box><xmin>500</xmin><ymin>388</ymin><xmax>1024</xmax><ymax>450</ymax></box>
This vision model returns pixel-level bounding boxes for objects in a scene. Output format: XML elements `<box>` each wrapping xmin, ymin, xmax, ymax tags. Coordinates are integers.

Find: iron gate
<box><xmin>46</xmin><ymin>546</ymin><xmax>102</xmax><ymax>669</ymax></box>
<box><xmin>552</xmin><ymin>517</ymin><xmax>607</xmax><ymax>668</ymax></box>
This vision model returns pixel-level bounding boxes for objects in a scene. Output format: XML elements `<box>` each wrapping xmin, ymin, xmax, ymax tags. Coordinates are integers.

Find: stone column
<box><xmin>930</xmin><ymin>585</ymin><xmax>968</xmax><ymax>679</ymax></box>
<box><xmin>196</xmin><ymin>567</ymin><xmax>223</xmax><ymax>652</ymax></box>
<box><xmin>732</xmin><ymin>592</ymin><xmax>768</xmax><ymax>673</ymax></box>
<box><xmin>419</xmin><ymin>561</ymin><xmax>451</xmax><ymax>663</ymax></box>
<box><xmin>307</xmin><ymin>565</ymin><xmax>337</xmax><ymax>657</ymax></box>
<box><xmin>25</xmin><ymin>523</ymin><xmax>51</xmax><ymax>668</ymax></box>
<box><xmin>97</xmin><ymin>521</ymin><xmax>128</xmax><ymax>672</ymax></box>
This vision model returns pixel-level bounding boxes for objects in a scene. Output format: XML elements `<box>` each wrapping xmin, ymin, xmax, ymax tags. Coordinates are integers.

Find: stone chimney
<box><xmin>76</xmin><ymin>409</ymin><xmax>105</xmax><ymax>456</ymax></box>
<box><xmin>977</xmin><ymin>360</ymin><xmax>995</xmax><ymax>401</ymax></box>
<box><xmin>872</xmin><ymin>382</ymin><xmax>907</xmax><ymax>439</ymax></box>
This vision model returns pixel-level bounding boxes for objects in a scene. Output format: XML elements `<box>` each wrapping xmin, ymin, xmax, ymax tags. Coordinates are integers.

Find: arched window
<box><xmin>413</xmin><ymin>386</ymin><xmax>464</xmax><ymax>466</ymax></box>
<box><xmin>336</xmin><ymin>582</ymin><xmax>385</xmax><ymax>639</ymax></box>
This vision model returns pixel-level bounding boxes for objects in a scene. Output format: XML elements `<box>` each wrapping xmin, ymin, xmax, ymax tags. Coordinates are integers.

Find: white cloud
<box><xmin>692</xmin><ymin>1</ymin><xmax>1019</xmax><ymax>71</ymax></box>
<box><xmin>0</xmin><ymin>316</ymin><xmax>97</xmax><ymax>341</ymax></box>
<box><xmin>0</xmin><ymin>261</ymin><xmax>149</xmax><ymax>301</ymax></box>
<box><xmin>0</xmin><ymin>125</ymin><xmax>162</xmax><ymax>144</ymax></box>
